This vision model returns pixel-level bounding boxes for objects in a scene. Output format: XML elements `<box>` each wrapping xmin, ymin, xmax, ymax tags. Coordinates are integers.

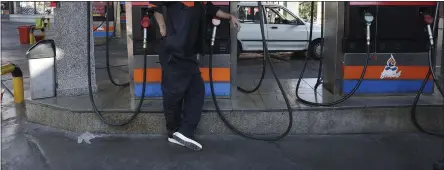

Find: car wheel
<box><xmin>309</xmin><ymin>39</ymin><xmax>323</xmax><ymax>60</ymax></box>
<box><xmin>237</xmin><ymin>41</ymin><xmax>242</xmax><ymax>60</ymax></box>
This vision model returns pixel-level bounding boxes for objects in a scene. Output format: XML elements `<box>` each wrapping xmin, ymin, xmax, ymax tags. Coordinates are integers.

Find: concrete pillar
<box><xmin>286</xmin><ymin>2</ymin><xmax>299</xmax><ymax>17</ymax></box>
<box><xmin>115</xmin><ymin>1</ymin><xmax>121</xmax><ymax>37</ymax></box>
<box><xmin>230</xmin><ymin>1</ymin><xmax>239</xmax><ymax>99</ymax></box>
<box><xmin>440</xmin><ymin>4</ymin><xmax>444</xmax><ymax>76</ymax></box>
<box><xmin>53</xmin><ymin>2</ymin><xmax>97</xmax><ymax>96</ymax></box>
<box><xmin>13</xmin><ymin>1</ymin><xmax>20</xmax><ymax>14</ymax></box>
<box><xmin>316</xmin><ymin>1</ymin><xmax>323</xmax><ymax>24</ymax></box>
<box><xmin>283</xmin><ymin>1</ymin><xmax>287</xmax><ymax>18</ymax></box>
<box><xmin>437</xmin><ymin>17</ymin><xmax>443</xmax><ymax>77</ymax></box>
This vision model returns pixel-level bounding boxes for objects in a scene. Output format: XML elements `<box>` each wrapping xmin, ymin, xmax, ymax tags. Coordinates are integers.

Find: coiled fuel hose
<box><xmin>295</xmin><ymin>2</ymin><xmax>374</xmax><ymax>107</ymax></box>
<box><xmin>105</xmin><ymin>3</ymin><xmax>130</xmax><ymax>87</ymax></box>
<box><xmin>86</xmin><ymin>2</ymin><xmax>148</xmax><ymax>126</ymax></box>
<box><xmin>235</xmin><ymin>9</ymin><xmax>266</xmax><ymax>93</ymax></box>
<box><xmin>208</xmin><ymin>2</ymin><xmax>293</xmax><ymax>141</ymax></box>
<box><xmin>411</xmin><ymin>2</ymin><xmax>444</xmax><ymax>137</ymax></box>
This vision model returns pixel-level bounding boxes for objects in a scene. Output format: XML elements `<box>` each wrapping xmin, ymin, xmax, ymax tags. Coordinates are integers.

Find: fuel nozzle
<box><xmin>141</xmin><ymin>13</ymin><xmax>151</xmax><ymax>49</ymax></box>
<box><xmin>423</xmin><ymin>14</ymin><xmax>434</xmax><ymax>46</ymax></box>
<box><xmin>211</xmin><ymin>17</ymin><xmax>221</xmax><ymax>47</ymax></box>
<box><xmin>364</xmin><ymin>12</ymin><xmax>374</xmax><ymax>45</ymax></box>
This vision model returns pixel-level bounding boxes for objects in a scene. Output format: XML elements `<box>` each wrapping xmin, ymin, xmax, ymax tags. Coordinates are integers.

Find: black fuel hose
<box><xmin>410</xmin><ymin>2</ymin><xmax>444</xmax><ymax>137</ymax></box>
<box><xmin>105</xmin><ymin>3</ymin><xmax>130</xmax><ymax>87</ymax></box>
<box><xmin>295</xmin><ymin>2</ymin><xmax>372</xmax><ymax>107</ymax></box>
<box><xmin>236</xmin><ymin>14</ymin><xmax>267</xmax><ymax>93</ymax></box>
<box><xmin>93</xmin><ymin>19</ymin><xmax>105</xmax><ymax>32</ymax></box>
<box><xmin>209</xmin><ymin>2</ymin><xmax>293</xmax><ymax>141</ymax></box>
<box><xmin>236</xmin><ymin>47</ymin><xmax>267</xmax><ymax>93</ymax></box>
<box><xmin>87</xmin><ymin>2</ymin><xmax>147</xmax><ymax>126</ymax></box>
<box><xmin>313</xmin><ymin>1</ymin><xmax>325</xmax><ymax>90</ymax></box>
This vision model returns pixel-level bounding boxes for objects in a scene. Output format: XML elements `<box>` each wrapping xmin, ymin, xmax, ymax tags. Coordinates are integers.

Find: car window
<box><xmin>238</xmin><ymin>6</ymin><xmax>261</xmax><ymax>24</ymax></box>
<box><xmin>267</xmin><ymin>7</ymin><xmax>302</xmax><ymax>25</ymax></box>
<box><xmin>265</xmin><ymin>7</ymin><xmax>282</xmax><ymax>24</ymax></box>
<box><xmin>279</xmin><ymin>7</ymin><xmax>298</xmax><ymax>22</ymax></box>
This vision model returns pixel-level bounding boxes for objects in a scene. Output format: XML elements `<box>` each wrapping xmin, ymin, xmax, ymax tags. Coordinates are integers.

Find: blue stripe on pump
<box><xmin>93</xmin><ymin>32</ymin><xmax>114</xmax><ymax>37</ymax></box>
<box><xmin>342</xmin><ymin>80</ymin><xmax>434</xmax><ymax>94</ymax></box>
<box><xmin>135</xmin><ymin>83</ymin><xmax>231</xmax><ymax>97</ymax></box>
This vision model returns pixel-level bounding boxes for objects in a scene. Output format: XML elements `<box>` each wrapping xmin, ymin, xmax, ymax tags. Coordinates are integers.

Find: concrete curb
<box><xmin>25</xmin><ymin>102</ymin><xmax>444</xmax><ymax>135</ymax></box>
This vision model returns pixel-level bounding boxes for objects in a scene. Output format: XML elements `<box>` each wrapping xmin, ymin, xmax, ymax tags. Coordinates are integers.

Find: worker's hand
<box><xmin>230</xmin><ymin>14</ymin><xmax>241</xmax><ymax>31</ymax></box>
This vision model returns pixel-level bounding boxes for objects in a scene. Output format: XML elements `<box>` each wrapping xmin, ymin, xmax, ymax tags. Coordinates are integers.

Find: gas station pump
<box><xmin>128</xmin><ymin>2</ymin><xmax>232</xmax><ymax>99</ymax></box>
<box><xmin>93</xmin><ymin>1</ymin><xmax>115</xmax><ymax>36</ymax></box>
<box><xmin>323</xmin><ymin>2</ymin><xmax>438</xmax><ymax>96</ymax></box>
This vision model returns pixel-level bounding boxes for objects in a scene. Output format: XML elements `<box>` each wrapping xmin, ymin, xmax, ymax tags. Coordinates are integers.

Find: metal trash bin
<box><xmin>26</xmin><ymin>39</ymin><xmax>56</xmax><ymax>99</ymax></box>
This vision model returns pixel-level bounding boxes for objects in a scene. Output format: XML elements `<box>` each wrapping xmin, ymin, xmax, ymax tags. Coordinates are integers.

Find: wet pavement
<box><xmin>2</xmin><ymin>21</ymin><xmax>444</xmax><ymax>170</ymax></box>
<box><xmin>2</xmin><ymin>106</ymin><xmax>444</xmax><ymax>170</ymax></box>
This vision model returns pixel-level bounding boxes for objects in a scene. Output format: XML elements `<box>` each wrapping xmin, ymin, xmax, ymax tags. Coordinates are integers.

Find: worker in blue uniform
<box><xmin>151</xmin><ymin>1</ymin><xmax>240</xmax><ymax>151</ymax></box>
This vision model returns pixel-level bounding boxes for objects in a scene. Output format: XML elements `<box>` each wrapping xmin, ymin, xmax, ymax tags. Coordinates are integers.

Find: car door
<box><xmin>237</xmin><ymin>6</ymin><xmax>269</xmax><ymax>52</ymax></box>
<box><xmin>265</xmin><ymin>7</ymin><xmax>308</xmax><ymax>51</ymax></box>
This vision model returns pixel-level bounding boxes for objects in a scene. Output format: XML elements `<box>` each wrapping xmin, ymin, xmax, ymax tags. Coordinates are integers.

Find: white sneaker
<box><xmin>173</xmin><ymin>132</ymin><xmax>203</xmax><ymax>151</ymax></box>
<box><xmin>168</xmin><ymin>137</ymin><xmax>184</xmax><ymax>146</ymax></box>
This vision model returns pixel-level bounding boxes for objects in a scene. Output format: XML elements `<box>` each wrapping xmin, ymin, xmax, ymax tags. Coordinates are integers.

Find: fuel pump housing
<box><xmin>323</xmin><ymin>1</ymin><xmax>438</xmax><ymax>95</ymax></box>
<box><xmin>126</xmin><ymin>2</ymin><xmax>234</xmax><ymax>100</ymax></box>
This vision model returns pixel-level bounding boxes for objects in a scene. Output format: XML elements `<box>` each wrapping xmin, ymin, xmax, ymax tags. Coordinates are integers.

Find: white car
<box><xmin>237</xmin><ymin>2</ymin><xmax>323</xmax><ymax>59</ymax></box>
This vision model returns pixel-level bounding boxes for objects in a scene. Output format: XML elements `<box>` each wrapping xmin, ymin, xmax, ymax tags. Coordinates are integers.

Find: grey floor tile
<box><xmin>203</xmin><ymin>98</ymin><xmax>233</xmax><ymax>111</ymax></box>
<box><xmin>231</xmin><ymin>93</ymin><xmax>266</xmax><ymax>110</ymax></box>
<box><xmin>260</xmin><ymin>93</ymin><xmax>297</xmax><ymax>110</ymax></box>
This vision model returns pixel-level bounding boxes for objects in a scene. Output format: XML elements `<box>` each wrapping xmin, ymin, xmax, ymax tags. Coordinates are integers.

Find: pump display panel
<box><xmin>343</xmin><ymin>2</ymin><xmax>437</xmax><ymax>53</ymax></box>
<box><xmin>92</xmin><ymin>1</ymin><xmax>114</xmax><ymax>21</ymax></box>
<box><xmin>132</xmin><ymin>3</ymin><xmax>231</xmax><ymax>56</ymax></box>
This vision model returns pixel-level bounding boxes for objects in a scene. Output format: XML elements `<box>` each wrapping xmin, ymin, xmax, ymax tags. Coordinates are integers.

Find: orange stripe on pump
<box><xmin>200</xmin><ymin>68</ymin><xmax>230</xmax><ymax>82</ymax></box>
<box><xmin>134</xmin><ymin>68</ymin><xmax>162</xmax><ymax>83</ymax></box>
<box><xmin>343</xmin><ymin>66</ymin><xmax>430</xmax><ymax>80</ymax></box>
<box><xmin>134</xmin><ymin>68</ymin><xmax>230</xmax><ymax>83</ymax></box>
<box><xmin>93</xmin><ymin>25</ymin><xmax>114</xmax><ymax>31</ymax></box>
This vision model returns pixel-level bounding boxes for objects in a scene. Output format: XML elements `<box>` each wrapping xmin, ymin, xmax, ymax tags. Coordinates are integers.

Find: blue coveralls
<box><xmin>151</xmin><ymin>1</ymin><xmax>219</xmax><ymax>139</ymax></box>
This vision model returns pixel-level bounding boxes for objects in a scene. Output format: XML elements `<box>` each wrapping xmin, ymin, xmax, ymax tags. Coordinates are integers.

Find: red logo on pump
<box><xmin>424</xmin><ymin>15</ymin><xmax>434</xmax><ymax>24</ymax></box>
<box><xmin>141</xmin><ymin>16</ymin><xmax>150</xmax><ymax>28</ymax></box>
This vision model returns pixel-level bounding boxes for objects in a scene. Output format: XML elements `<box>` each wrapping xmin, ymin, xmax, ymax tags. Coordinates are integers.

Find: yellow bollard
<box><xmin>12</xmin><ymin>77</ymin><xmax>24</xmax><ymax>104</ymax></box>
<box><xmin>29</xmin><ymin>26</ymin><xmax>35</xmax><ymax>44</ymax></box>
<box><xmin>29</xmin><ymin>26</ymin><xmax>46</xmax><ymax>45</ymax></box>
<box><xmin>1</xmin><ymin>64</ymin><xmax>15</xmax><ymax>75</ymax></box>
<box><xmin>1</xmin><ymin>64</ymin><xmax>24</xmax><ymax>104</ymax></box>
<box><xmin>36</xmin><ymin>18</ymin><xmax>44</xmax><ymax>28</ymax></box>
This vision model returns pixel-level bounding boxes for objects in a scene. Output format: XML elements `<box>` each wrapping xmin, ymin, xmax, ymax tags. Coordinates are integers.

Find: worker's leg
<box><xmin>161</xmin><ymin>70</ymin><xmax>185</xmax><ymax>138</ymax></box>
<box><xmin>173</xmin><ymin>70</ymin><xmax>205</xmax><ymax>151</ymax></box>
<box><xmin>159</xmin><ymin>41</ymin><xmax>184</xmax><ymax>138</ymax></box>
<box><xmin>178</xmin><ymin>73</ymin><xmax>205</xmax><ymax>138</ymax></box>
<box><xmin>161</xmin><ymin>57</ymin><xmax>192</xmax><ymax>139</ymax></box>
